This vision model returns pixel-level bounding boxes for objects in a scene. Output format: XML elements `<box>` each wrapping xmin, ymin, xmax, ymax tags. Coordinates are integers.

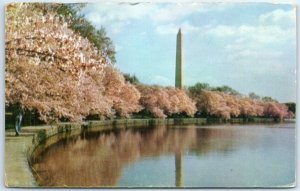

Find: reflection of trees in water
<box><xmin>32</xmin><ymin>125</ymin><xmax>247</xmax><ymax>187</ymax></box>
<box><xmin>190</xmin><ymin>126</ymin><xmax>260</xmax><ymax>156</ymax></box>
<box><xmin>32</xmin><ymin>126</ymin><xmax>196</xmax><ymax>187</ymax></box>
<box><xmin>190</xmin><ymin>128</ymin><xmax>237</xmax><ymax>155</ymax></box>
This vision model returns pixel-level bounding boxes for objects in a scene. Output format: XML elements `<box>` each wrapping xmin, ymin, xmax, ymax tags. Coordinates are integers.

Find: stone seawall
<box><xmin>5</xmin><ymin>117</ymin><xmax>278</xmax><ymax>187</ymax></box>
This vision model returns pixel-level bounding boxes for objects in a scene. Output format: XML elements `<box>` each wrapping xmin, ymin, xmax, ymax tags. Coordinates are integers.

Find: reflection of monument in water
<box><xmin>175</xmin><ymin>151</ymin><xmax>183</xmax><ymax>187</ymax></box>
<box><xmin>175</xmin><ymin>28</ymin><xmax>184</xmax><ymax>187</ymax></box>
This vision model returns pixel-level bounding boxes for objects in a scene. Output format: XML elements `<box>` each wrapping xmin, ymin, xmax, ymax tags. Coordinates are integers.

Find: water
<box><xmin>31</xmin><ymin>123</ymin><xmax>295</xmax><ymax>187</ymax></box>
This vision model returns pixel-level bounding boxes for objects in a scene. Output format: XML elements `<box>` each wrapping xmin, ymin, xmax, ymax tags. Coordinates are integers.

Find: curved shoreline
<box><xmin>5</xmin><ymin>117</ymin><xmax>284</xmax><ymax>187</ymax></box>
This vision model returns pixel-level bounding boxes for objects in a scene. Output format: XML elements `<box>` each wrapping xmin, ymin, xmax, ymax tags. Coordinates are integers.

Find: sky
<box><xmin>82</xmin><ymin>2</ymin><xmax>296</xmax><ymax>103</ymax></box>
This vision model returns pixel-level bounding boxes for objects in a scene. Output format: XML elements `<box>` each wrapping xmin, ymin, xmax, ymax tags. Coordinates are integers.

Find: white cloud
<box><xmin>206</xmin><ymin>24</ymin><xmax>294</xmax><ymax>44</ymax></box>
<box><xmin>83</xmin><ymin>3</ymin><xmax>156</xmax><ymax>34</ymax></box>
<box><xmin>259</xmin><ymin>8</ymin><xmax>296</xmax><ymax>28</ymax></box>
<box><xmin>154</xmin><ymin>4</ymin><xmax>296</xmax><ymax>40</ymax></box>
<box><xmin>83</xmin><ymin>2</ymin><xmax>226</xmax><ymax>34</ymax></box>
<box><xmin>150</xmin><ymin>3</ymin><xmax>206</xmax><ymax>23</ymax></box>
<box><xmin>156</xmin><ymin>22</ymin><xmax>200</xmax><ymax>35</ymax></box>
<box><xmin>202</xmin><ymin>10</ymin><xmax>295</xmax><ymax>72</ymax></box>
<box><xmin>204</xmin><ymin>8</ymin><xmax>295</xmax><ymax>44</ymax></box>
<box><xmin>150</xmin><ymin>2</ymin><xmax>232</xmax><ymax>23</ymax></box>
<box><xmin>155</xmin><ymin>23</ymin><xmax>178</xmax><ymax>35</ymax></box>
<box><xmin>206</xmin><ymin>25</ymin><xmax>235</xmax><ymax>37</ymax></box>
<box><xmin>191</xmin><ymin>10</ymin><xmax>296</xmax><ymax>94</ymax></box>
<box><xmin>221</xmin><ymin>23</ymin><xmax>295</xmax><ymax>69</ymax></box>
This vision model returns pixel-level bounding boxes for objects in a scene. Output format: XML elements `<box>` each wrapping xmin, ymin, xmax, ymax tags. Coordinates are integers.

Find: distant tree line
<box><xmin>187</xmin><ymin>82</ymin><xmax>294</xmax><ymax>119</ymax></box>
<box><xmin>119</xmin><ymin>78</ymin><xmax>295</xmax><ymax>120</ymax></box>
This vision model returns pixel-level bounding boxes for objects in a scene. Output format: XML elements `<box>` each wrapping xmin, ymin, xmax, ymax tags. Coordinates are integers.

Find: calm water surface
<box><xmin>31</xmin><ymin>123</ymin><xmax>295</xmax><ymax>187</ymax></box>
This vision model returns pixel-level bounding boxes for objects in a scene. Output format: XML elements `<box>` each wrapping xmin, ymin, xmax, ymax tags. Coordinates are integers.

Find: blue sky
<box><xmin>82</xmin><ymin>2</ymin><xmax>296</xmax><ymax>102</ymax></box>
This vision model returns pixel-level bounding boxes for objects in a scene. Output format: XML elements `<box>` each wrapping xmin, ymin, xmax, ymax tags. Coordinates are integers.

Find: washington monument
<box><xmin>175</xmin><ymin>28</ymin><xmax>184</xmax><ymax>89</ymax></box>
<box><xmin>174</xmin><ymin>30</ymin><xmax>184</xmax><ymax>187</ymax></box>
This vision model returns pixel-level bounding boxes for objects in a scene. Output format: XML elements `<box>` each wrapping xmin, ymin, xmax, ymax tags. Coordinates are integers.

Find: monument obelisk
<box><xmin>175</xmin><ymin>28</ymin><xmax>184</xmax><ymax>89</ymax></box>
<box><xmin>174</xmin><ymin>28</ymin><xmax>184</xmax><ymax>187</ymax></box>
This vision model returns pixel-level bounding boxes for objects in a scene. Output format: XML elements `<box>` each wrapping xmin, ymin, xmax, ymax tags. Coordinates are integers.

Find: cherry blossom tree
<box><xmin>5</xmin><ymin>3</ymin><xmax>142</xmax><ymax>135</ymax></box>
<box><xmin>167</xmin><ymin>88</ymin><xmax>197</xmax><ymax>117</ymax></box>
<box><xmin>6</xmin><ymin>3</ymin><xmax>98</xmax><ymax>135</ymax></box>
<box><xmin>102</xmin><ymin>66</ymin><xmax>142</xmax><ymax>118</ymax></box>
<box><xmin>195</xmin><ymin>91</ymin><xmax>231</xmax><ymax>119</ymax></box>
<box><xmin>190</xmin><ymin>89</ymin><xmax>292</xmax><ymax>120</ymax></box>
<box><xmin>137</xmin><ymin>85</ymin><xmax>196</xmax><ymax>118</ymax></box>
<box><xmin>263</xmin><ymin>102</ymin><xmax>290</xmax><ymax>120</ymax></box>
<box><xmin>223</xmin><ymin>93</ymin><xmax>241</xmax><ymax>117</ymax></box>
<box><xmin>238</xmin><ymin>97</ymin><xmax>259</xmax><ymax>117</ymax></box>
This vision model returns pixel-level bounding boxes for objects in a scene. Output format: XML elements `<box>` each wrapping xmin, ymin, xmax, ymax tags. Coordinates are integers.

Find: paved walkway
<box><xmin>5</xmin><ymin>126</ymin><xmax>52</xmax><ymax>187</ymax></box>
